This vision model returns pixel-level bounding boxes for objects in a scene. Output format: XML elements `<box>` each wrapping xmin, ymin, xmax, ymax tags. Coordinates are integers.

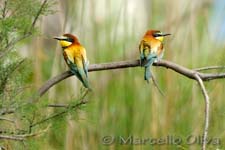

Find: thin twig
<box><xmin>0</xmin><ymin>126</ymin><xmax>50</xmax><ymax>141</ymax></box>
<box><xmin>194</xmin><ymin>74</ymin><xmax>210</xmax><ymax>150</ymax></box>
<box><xmin>0</xmin><ymin>35</ymin><xmax>31</xmax><ymax>58</ymax></box>
<box><xmin>30</xmin><ymin>0</ymin><xmax>48</xmax><ymax>31</ymax></box>
<box><xmin>47</xmin><ymin>91</ymin><xmax>89</xmax><ymax>108</ymax></box>
<box><xmin>151</xmin><ymin>72</ymin><xmax>165</xmax><ymax>96</ymax></box>
<box><xmin>30</xmin><ymin>99</ymin><xmax>88</xmax><ymax>128</ymax></box>
<box><xmin>0</xmin><ymin>59</ymin><xmax>26</xmax><ymax>96</ymax></box>
<box><xmin>194</xmin><ymin>66</ymin><xmax>225</xmax><ymax>71</ymax></box>
<box><xmin>0</xmin><ymin>108</ymin><xmax>15</xmax><ymax>115</ymax></box>
<box><xmin>47</xmin><ymin>104</ymin><xmax>69</xmax><ymax>108</ymax></box>
<box><xmin>2</xmin><ymin>0</ymin><xmax>8</xmax><ymax>18</ymax></box>
<box><xmin>0</xmin><ymin>135</ymin><xmax>24</xmax><ymax>141</ymax></box>
<box><xmin>0</xmin><ymin>117</ymin><xmax>15</xmax><ymax>124</ymax></box>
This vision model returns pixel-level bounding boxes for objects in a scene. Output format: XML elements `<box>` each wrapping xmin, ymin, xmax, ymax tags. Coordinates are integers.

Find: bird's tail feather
<box><xmin>77</xmin><ymin>68</ymin><xmax>91</xmax><ymax>90</ymax></box>
<box><xmin>144</xmin><ymin>54</ymin><xmax>157</xmax><ymax>83</ymax></box>
<box><xmin>144</xmin><ymin>65</ymin><xmax>151</xmax><ymax>83</ymax></box>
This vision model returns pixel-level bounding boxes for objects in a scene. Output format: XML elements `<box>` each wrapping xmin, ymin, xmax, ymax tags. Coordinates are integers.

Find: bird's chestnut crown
<box><xmin>144</xmin><ymin>30</ymin><xmax>171</xmax><ymax>42</ymax></box>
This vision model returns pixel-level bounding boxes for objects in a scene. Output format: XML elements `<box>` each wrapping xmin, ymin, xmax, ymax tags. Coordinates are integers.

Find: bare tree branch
<box><xmin>194</xmin><ymin>74</ymin><xmax>210</xmax><ymax>150</ymax></box>
<box><xmin>33</xmin><ymin>59</ymin><xmax>225</xmax><ymax>102</ymax></box>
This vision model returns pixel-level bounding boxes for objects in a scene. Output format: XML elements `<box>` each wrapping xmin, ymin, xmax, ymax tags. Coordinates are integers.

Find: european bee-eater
<box><xmin>54</xmin><ymin>34</ymin><xmax>91</xmax><ymax>89</ymax></box>
<box><xmin>139</xmin><ymin>30</ymin><xmax>170</xmax><ymax>82</ymax></box>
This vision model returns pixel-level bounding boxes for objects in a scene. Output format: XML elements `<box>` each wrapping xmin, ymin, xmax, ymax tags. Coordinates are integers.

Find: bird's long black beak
<box><xmin>53</xmin><ymin>37</ymin><xmax>61</xmax><ymax>40</ymax></box>
<box><xmin>161</xmin><ymin>33</ymin><xmax>171</xmax><ymax>36</ymax></box>
<box><xmin>53</xmin><ymin>36</ymin><xmax>66</xmax><ymax>40</ymax></box>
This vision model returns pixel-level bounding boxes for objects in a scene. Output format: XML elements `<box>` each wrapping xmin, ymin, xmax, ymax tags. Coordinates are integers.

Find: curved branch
<box><xmin>194</xmin><ymin>74</ymin><xmax>210</xmax><ymax>150</ymax></box>
<box><xmin>35</xmin><ymin>59</ymin><xmax>225</xmax><ymax>101</ymax></box>
<box><xmin>36</xmin><ymin>59</ymin><xmax>140</xmax><ymax>100</ymax></box>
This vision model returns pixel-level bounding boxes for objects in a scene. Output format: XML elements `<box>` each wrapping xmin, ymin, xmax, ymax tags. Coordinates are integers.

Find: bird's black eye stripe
<box><xmin>66</xmin><ymin>38</ymin><xmax>74</xmax><ymax>42</ymax></box>
<box><xmin>153</xmin><ymin>33</ymin><xmax>161</xmax><ymax>37</ymax></box>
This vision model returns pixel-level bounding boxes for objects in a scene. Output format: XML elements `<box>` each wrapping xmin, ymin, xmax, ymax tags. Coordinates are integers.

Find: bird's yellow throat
<box><xmin>155</xmin><ymin>36</ymin><xmax>164</xmax><ymax>42</ymax></box>
<box><xmin>59</xmin><ymin>40</ymin><xmax>72</xmax><ymax>48</ymax></box>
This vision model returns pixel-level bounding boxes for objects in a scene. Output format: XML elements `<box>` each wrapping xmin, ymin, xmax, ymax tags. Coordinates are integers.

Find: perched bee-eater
<box><xmin>54</xmin><ymin>34</ymin><xmax>91</xmax><ymax>89</ymax></box>
<box><xmin>139</xmin><ymin>30</ymin><xmax>171</xmax><ymax>82</ymax></box>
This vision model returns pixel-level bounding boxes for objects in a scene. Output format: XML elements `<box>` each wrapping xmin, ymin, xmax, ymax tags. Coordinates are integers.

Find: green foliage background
<box><xmin>1</xmin><ymin>0</ymin><xmax>225</xmax><ymax>150</ymax></box>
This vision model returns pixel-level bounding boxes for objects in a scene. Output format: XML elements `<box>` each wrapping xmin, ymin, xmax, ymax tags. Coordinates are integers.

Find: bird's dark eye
<box><xmin>66</xmin><ymin>38</ymin><xmax>74</xmax><ymax>42</ymax></box>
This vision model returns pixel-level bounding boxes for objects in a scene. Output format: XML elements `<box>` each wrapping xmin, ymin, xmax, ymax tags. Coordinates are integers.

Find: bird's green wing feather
<box><xmin>67</xmin><ymin>60</ymin><xmax>84</xmax><ymax>84</ymax></box>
